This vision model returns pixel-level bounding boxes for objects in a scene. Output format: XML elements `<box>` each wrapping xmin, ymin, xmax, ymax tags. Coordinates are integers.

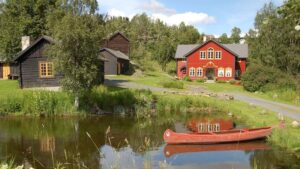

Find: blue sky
<box><xmin>98</xmin><ymin>0</ymin><xmax>284</xmax><ymax>36</ymax></box>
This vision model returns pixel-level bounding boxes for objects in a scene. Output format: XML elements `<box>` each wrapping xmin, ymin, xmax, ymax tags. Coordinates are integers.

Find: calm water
<box><xmin>0</xmin><ymin>115</ymin><xmax>299</xmax><ymax>169</ymax></box>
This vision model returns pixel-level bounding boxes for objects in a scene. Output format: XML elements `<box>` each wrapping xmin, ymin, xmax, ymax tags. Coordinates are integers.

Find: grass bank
<box><xmin>149</xmin><ymin>94</ymin><xmax>300</xmax><ymax>157</ymax></box>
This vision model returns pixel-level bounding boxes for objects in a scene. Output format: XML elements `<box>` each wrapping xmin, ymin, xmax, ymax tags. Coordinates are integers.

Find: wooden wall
<box><xmin>104</xmin><ymin>33</ymin><xmax>130</xmax><ymax>56</ymax></box>
<box><xmin>101</xmin><ymin>50</ymin><xmax>118</xmax><ymax>75</ymax></box>
<box><xmin>19</xmin><ymin>39</ymin><xmax>62</xmax><ymax>88</ymax></box>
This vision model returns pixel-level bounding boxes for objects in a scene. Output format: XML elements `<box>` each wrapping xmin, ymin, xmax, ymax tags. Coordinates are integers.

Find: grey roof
<box><xmin>100</xmin><ymin>48</ymin><xmax>129</xmax><ymax>60</ymax></box>
<box><xmin>174</xmin><ymin>44</ymin><xmax>198</xmax><ymax>59</ymax></box>
<box><xmin>223</xmin><ymin>44</ymin><xmax>248</xmax><ymax>59</ymax></box>
<box><xmin>175</xmin><ymin>40</ymin><xmax>248</xmax><ymax>59</ymax></box>
<box><xmin>14</xmin><ymin>35</ymin><xmax>54</xmax><ymax>61</ymax></box>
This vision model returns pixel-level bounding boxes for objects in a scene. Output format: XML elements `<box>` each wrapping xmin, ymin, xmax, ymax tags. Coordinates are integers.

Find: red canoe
<box><xmin>163</xmin><ymin>127</ymin><xmax>272</xmax><ymax>144</ymax></box>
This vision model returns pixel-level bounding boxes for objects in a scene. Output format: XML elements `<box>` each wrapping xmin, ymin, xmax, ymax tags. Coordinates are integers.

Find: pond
<box><xmin>0</xmin><ymin>115</ymin><xmax>299</xmax><ymax>169</ymax></box>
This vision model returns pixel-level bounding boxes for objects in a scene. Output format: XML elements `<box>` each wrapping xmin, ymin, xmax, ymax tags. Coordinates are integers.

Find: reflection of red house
<box><xmin>175</xmin><ymin>40</ymin><xmax>248</xmax><ymax>80</ymax></box>
<box><xmin>187</xmin><ymin>119</ymin><xmax>234</xmax><ymax>133</ymax></box>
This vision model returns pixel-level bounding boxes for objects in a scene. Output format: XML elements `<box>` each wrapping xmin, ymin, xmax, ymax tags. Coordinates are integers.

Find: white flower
<box><xmin>1</xmin><ymin>164</ymin><xmax>8</xmax><ymax>169</ymax></box>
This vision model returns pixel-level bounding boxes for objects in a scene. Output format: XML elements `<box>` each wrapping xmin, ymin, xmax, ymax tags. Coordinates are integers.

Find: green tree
<box><xmin>219</xmin><ymin>33</ymin><xmax>231</xmax><ymax>43</ymax></box>
<box><xmin>0</xmin><ymin>0</ymin><xmax>57</xmax><ymax>60</ymax></box>
<box><xmin>230</xmin><ymin>27</ymin><xmax>241</xmax><ymax>43</ymax></box>
<box><xmin>47</xmin><ymin>1</ymin><xmax>103</xmax><ymax>108</ymax></box>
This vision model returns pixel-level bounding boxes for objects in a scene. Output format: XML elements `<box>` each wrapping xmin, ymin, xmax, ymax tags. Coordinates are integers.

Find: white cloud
<box><xmin>152</xmin><ymin>12</ymin><xmax>215</xmax><ymax>26</ymax></box>
<box><xmin>98</xmin><ymin>0</ymin><xmax>215</xmax><ymax>27</ymax></box>
<box><xmin>140</xmin><ymin>0</ymin><xmax>176</xmax><ymax>14</ymax></box>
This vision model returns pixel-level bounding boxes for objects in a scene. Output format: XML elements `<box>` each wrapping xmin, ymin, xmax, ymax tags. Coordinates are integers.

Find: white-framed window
<box><xmin>189</xmin><ymin>67</ymin><xmax>195</xmax><ymax>77</ymax></box>
<box><xmin>196</xmin><ymin>67</ymin><xmax>203</xmax><ymax>77</ymax></box>
<box><xmin>218</xmin><ymin>68</ymin><xmax>224</xmax><ymax>77</ymax></box>
<box><xmin>200</xmin><ymin>51</ymin><xmax>206</xmax><ymax>59</ymax></box>
<box><xmin>225</xmin><ymin>67</ymin><xmax>232</xmax><ymax>77</ymax></box>
<box><xmin>215</xmin><ymin>51</ymin><xmax>222</xmax><ymax>59</ymax></box>
<box><xmin>207</xmin><ymin>48</ymin><xmax>214</xmax><ymax>59</ymax></box>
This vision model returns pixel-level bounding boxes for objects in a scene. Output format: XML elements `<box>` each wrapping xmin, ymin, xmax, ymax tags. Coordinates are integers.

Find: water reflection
<box><xmin>0</xmin><ymin>115</ymin><xmax>299</xmax><ymax>169</ymax></box>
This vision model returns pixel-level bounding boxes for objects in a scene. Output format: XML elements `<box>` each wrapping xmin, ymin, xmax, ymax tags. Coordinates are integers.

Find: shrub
<box><xmin>165</xmin><ymin>61</ymin><xmax>176</xmax><ymax>75</ymax></box>
<box><xmin>196</xmin><ymin>79</ymin><xmax>206</xmax><ymax>83</ymax></box>
<box><xmin>229</xmin><ymin>80</ymin><xmax>236</xmax><ymax>85</ymax></box>
<box><xmin>241</xmin><ymin>64</ymin><xmax>297</xmax><ymax>92</ymax></box>
<box><xmin>161</xmin><ymin>81</ymin><xmax>184</xmax><ymax>89</ymax></box>
<box><xmin>216</xmin><ymin>79</ymin><xmax>226</xmax><ymax>83</ymax></box>
<box><xmin>182</xmin><ymin>76</ymin><xmax>191</xmax><ymax>82</ymax></box>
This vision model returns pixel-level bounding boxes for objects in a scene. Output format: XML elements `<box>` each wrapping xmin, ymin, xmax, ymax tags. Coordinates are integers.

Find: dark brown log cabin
<box><xmin>102</xmin><ymin>32</ymin><xmax>130</xmax><ymax>75</ymax></box>
<box><xmin>14</xmin><ymin>36</ymin><xmax>106</xmax><ymax>88</ymax></box>
<box><xmin>14</xmin><ymin>36</ymin><xmax>62</xmax><ymax>88</ymax></box>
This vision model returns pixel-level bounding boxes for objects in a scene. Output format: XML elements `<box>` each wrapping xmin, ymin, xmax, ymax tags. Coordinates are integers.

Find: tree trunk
<box><xmin>74</xmin><ymin>96</ymin><xmax>79</xmax><ymax>110</ymax></box>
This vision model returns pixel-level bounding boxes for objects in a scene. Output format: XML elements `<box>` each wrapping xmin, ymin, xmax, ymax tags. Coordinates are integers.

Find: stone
<box><xmin>228</xmin><ymin>112</ymin><xmax>233</xmax><ymax>116</ymax></box>
<box><xmin>292</xmin><ymin>121</ymin><xmax>299</xmax><ymax>128</ymax></box>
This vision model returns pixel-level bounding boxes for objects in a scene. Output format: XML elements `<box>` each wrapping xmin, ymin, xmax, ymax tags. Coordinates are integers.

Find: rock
<box><xmin>292</xmin><ymin>121</ymin><xmax>299</xmax><ymax>128</ymax></box>
<box><xmin>228</xmin><ymin>112</ymin><xmax>233</xmax><ymax>116</ymax></box>
<box><xmin>228</xmin><ymin>96</ymin><xmax>234</xmax><ymax>100</ymax></box>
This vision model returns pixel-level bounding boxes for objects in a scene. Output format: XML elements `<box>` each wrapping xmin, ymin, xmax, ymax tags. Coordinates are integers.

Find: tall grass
<box><xmin>0</xmin><ymin>90</ymin><xmax>75</xmax><ymax>116</ymax></box>
<box><xmin>160</xmin><ymin>80</ymin><xmax>184</xmax><ymax>89</ymax></box>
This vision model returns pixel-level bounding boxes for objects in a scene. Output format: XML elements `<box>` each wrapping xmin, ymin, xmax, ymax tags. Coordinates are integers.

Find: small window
<box><xmin>196</xmin><ymin>67</ymin><xmax>203</xmax><ymax>77</ymax></box>
<box><xmin>189</xmin><ymin>67</ymin><xmax>195</xmax><ymax>77</ymax></box>
<box><xmin>225</xmin><ymin>67</ymin><xmax>232</xmax><ymax>77</ymax></box>
<box><xmin>207</xmin><ymin>48</ymin><xmax>214</xmax><ymax>59</ymax></box>
<box><xmin>200</xmin><ymin>51</ymin><xmax>206</xmax><ymax>59</ymax></box>
<box><xmin>39</xmin><ymin>62</ymin><xmax>54</xmax><ymax>78</ymax></box>
<box><xmin>218</xmin><ymin>68</ymin><xmax>224</xmax><ymax>77</ymax></box>
<box><xmin>215</xmin><ymin>51</ymin><xmax>222</xmax><ymax>59</ymax></box>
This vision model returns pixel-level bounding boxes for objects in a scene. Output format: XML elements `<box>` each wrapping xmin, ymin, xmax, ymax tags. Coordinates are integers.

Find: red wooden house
<box><xmin>175</xmin><ymin>40</ymin><xmax>248</xmax><ymax>81</ymax></box>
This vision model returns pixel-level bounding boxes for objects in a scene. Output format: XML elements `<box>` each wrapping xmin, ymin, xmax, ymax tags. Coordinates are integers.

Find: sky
<box><xmin>97</xmin><ymin>0</ymin><xmax>284</xmax><ymax>37</ymax></box>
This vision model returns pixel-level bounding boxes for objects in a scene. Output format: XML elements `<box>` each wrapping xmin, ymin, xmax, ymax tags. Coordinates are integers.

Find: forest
<box><xmin>0</xmin><ymin>0</ymin><xmax>299</xmax><ymax>93</ymax></box>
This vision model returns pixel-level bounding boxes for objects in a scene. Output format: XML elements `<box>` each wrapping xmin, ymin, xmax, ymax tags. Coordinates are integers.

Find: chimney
<box><xmin>203</xmin><ymin>35</ymin><xmax>207</xmax><ymax>42</ymax></box>
<box><xmin>21</xmin><ymin>36</ymin><xmax>30</xmax><ymax>50</ymax></box>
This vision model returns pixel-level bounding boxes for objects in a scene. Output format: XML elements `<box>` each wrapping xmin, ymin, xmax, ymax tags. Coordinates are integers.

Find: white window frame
<box><xmin>218</xmin><ymin>68</ymin><xmax>224</xmax><ymax>77</ymax></box>
<box><xmin>207</xmin><ymin>48</ymin><xmax>214</xmax><ymax>59</ymax></box>
<box><xmin>196</xmin><ymin>67</ymin><xmax>203</xmax><ymax>77</ymax></box>
<box><xmin>225</xmin><ymin>67</ymin><xmax>232</xmax><ymax>77</ymax></box>
<box><xmin>200</xmin><ymin>51</ymin><xmax>206</xmax><ymax>59</ymax></box>
<box><xmin>215</xmin><ymin>51</ymin><xmax>222</xmax><ymax>59</ymax></box>
<box><xmin>189</xmin><ymin>67</ymin><xmax>195</xmax><ymax>77</ymax></box>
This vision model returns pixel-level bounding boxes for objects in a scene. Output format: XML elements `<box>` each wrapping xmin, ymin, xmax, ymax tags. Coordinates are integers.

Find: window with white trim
<box><xmin>200</xmin><ymin>51</ymin><xmax>206</xmax><ymax>59</ymax></box>
<box><xmin>215</xmin><ymin>51</ymin><xmax>222</xmax><ymax>59</ymax></box>
<box><xmin>189</xmin><ymin>68</ymin><xmax>195</xmax><ymax>77</ymax></box>
<box><xmin>225</xmin><ymin>67</ymin><xmax>232</xmax><ymax>77</ymax></box>
<box><xmin>196</xmin><ymin>67</ymin><xmax>203</xmax><ymax>77</ymax></box>
<box><xmin>207</xmin><ymin>48</ymin><xmax>214</xmax><ymax>59</ymax></box>
<box><xmin>218</xmin><ymin>68</ymin><xmax>224</xmax><ymax>77</ymax></box>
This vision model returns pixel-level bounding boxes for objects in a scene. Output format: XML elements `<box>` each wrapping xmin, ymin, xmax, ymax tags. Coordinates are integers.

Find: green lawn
<box><xmin>0</xmin><ymin>80</ymin><xmax>21</xmax><ymax>98</ymax></box>
<box><xmin>107</xmin><ymin>71</ymin><xmax>300</xmax><ymax>106</ymax></box>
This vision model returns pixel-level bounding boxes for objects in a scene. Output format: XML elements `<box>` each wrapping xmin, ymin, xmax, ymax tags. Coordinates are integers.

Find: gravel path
<box><xmin>105</xmin><ymin>79</ymin><xmax>300</xmax><ymax>121</ymax></box>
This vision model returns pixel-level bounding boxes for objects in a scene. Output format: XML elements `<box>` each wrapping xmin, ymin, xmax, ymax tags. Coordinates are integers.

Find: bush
<box><xmin>216</xmin><ymin>79</ymin><xmax>226</xmax><ymax>83</ymax></box>
<box><xmin>196</xmin><ymin>79</ymin><xmax>206</xmax><ymax>83</ymax></box>
<box><xmin>165</xmin><ymin>61</ymin><xmax>176</xmax><ymax>75</ymax></box>
<box><xmin>241</xmin><ymin>64</ymin><xmax>297</xmax><ymax>92</ymax></box>
<box><xmin>229</xmin><ymin>80</ymin><xmax>237</xmax><ymax>85</ymax></box>
<box><xmin>161</xmin><ymin>80</ymin><xmax>184</xmax><ymax>89</ymax></box>
<box><xmin>182</xmin><ymin>76</ymin><xmax>191</xmax><ymax>82</ymax></box>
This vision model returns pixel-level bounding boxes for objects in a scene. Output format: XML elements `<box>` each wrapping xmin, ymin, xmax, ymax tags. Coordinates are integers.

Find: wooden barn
<box><xmin>13</xmin><ymin>36</ymin><xmax>105</xmax><ymax>88</ymax></box>
<box><xmin>175</xmin><ymin>40</ymin><xmax>248</xmax><ymax>81</ymax></box>
<box><xmin>101</xmin><ymin>32</ymin><xmax>130</xmax><ymax>75</ymax></box>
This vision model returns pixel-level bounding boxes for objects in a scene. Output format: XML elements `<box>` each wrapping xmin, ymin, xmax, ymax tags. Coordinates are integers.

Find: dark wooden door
<box><xmin>206</xmin><ymin>68</ymin><xmax>215</xmax><ymax>80</ymax></box>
